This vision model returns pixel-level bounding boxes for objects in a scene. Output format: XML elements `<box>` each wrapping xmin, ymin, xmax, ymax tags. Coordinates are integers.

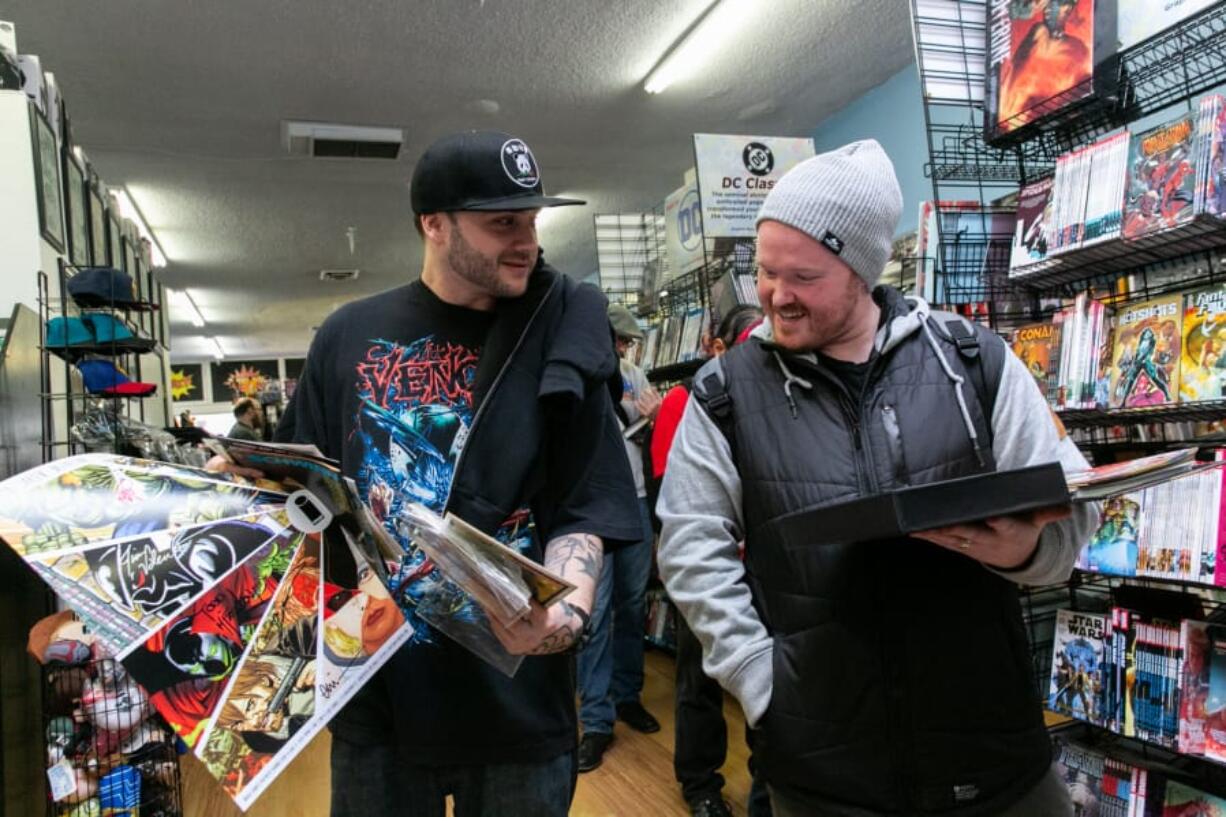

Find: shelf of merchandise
<box><xmin>1050</xmin><ymin>719</ymin><xmax>1226</xmax><ymax>794</ymax></box>
<box><xmin>1009</xmin><ymin>217</ymin><xmax>1226</xmax><ymax>291</ymax></box>
<box><xmin>985</xmin><ymin>2</ymin><xmax>1226</xmax><ymax>151</ymax></box>
<box><xmin>1058</xmin><ymin>400</ymin><xmax>1226</xmax><ymax>430</ymax></box>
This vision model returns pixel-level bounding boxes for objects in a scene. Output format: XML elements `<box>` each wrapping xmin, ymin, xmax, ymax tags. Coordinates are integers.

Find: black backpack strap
<box><xmin>692</xmin><ymin>357</ymin><xmax>737</xmax><ymax>452</ymax></box>
<box><xmin>927</xmin><ymin>311</ymin><xmax>1006</xmax><ymax>446</ymax></box>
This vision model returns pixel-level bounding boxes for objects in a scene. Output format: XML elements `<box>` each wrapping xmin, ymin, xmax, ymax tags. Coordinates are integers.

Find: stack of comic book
<box><xmin>1053</xmin><ymin>293</ymin><xmax>1111</xmax><ymax>409</ymax></box>
<box><xmin>1076</xmin><ymin>454</ymin><xmax>1224</xmax><ymax>583</ymax></box>
<box><xmin>1049</xmin><ymin>132</ymin><xmax>1132</xmax><ymax>256</ymax></box>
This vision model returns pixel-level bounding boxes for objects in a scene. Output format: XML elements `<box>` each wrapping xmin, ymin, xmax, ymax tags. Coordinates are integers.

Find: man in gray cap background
<box><xmin>574</xmin><ymin>303</ymin><xmax>663</xmax><ymax>772</ymax></box>
<box><xmin>282</xmin><ymin>129</ymin><xmax>642</xmax><ymax>816</ymax></box>
<box><xmin>657</xmin><ymin>139</ymin><xmax>1097</xmax><ymax>816</ymax></box>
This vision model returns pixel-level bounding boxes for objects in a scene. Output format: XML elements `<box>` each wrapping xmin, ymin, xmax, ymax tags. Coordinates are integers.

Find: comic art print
<box><xmin>1109</xmin><ymin>295</ymin><xmax>1182</xmax><ymax>408</ymax></box>
<box><xmin>122</xmin><ymin>523</ymin><xmax>302</xmax><ymax>747</ymax></box>
<box><xmin>25</xmin><ymin>512</ymin><xmax>295</xmax><ymax>656</ymax></box>
<box><xmin>0</xmin><ymin>454</ymin><xmax>285</xmax><ymax>556</ymax></box>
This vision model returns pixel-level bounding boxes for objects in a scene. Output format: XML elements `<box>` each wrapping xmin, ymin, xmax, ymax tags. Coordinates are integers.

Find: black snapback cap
<box><xmin>410</xmin><ymin>130</ymin><xmax>586</xmax><ymax>214</ymax></box>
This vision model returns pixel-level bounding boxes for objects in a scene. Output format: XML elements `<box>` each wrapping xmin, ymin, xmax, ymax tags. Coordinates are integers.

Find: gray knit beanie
<box><xmin>756</xmin><ymin>139</ymin><xmax>902</xmax><ymax>289</ymax></box>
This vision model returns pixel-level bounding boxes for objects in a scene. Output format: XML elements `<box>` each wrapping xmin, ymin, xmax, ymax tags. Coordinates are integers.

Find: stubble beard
<box><xmin>446</xmin><ymin>223</ymin><xmax>530</xmax><ymax>300</ymax></box>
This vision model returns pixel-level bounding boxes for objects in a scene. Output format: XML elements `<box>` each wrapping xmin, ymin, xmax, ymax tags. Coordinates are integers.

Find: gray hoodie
<box><xmin>656</xmin><ymin>295</ymin><xmax>1099</xmax><ymax>728</ymax></box>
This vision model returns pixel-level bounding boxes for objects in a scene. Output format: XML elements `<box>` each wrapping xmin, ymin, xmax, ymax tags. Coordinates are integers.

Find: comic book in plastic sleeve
<box><xmin>1048</xmin><ymin>609</ymin><xmax>1106</xmax><ymax>724</ymax></box>
<box><xmin>1161</xmin><ymin>780</ymin><xmax>1226</xmax><ymax>816</ymax></box>
<box><xmin>1008</xmin><ymin>177</ymin><xmax>1054</xmax><ymax>272</ymax></box>
<box><xmin>1108</xmin><ymin>294</ymin><xmax>1182</xmax><ymax>409</ymax></box>
<box><xmin>0</xmin><ymin>453</ymin><xmax>412</xmax><ymax>812</ymax></box>
<box><xmin>1079</xmin><ymin>493</ymin><xmax>1142</xmax><ymax>576</ymax></box>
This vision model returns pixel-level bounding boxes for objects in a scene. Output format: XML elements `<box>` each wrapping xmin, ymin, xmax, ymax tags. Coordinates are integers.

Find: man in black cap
<box><xmin>282</xmin><ymin>130</ymin><xmax>642</xmax><ymax>816</ymax></box>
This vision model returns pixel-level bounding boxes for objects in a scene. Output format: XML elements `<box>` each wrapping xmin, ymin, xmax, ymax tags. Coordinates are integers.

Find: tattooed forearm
<box><xmin>544</xmin><ymin>533</ymin><xmax>603</xmax><ymax>582</ymax></box>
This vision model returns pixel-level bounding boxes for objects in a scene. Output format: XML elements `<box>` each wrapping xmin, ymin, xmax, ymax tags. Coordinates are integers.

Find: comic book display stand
<box><xmin>911</xmin><ymin>0</ymin><xmax>1226</xmax><ymax>802</ymax></box>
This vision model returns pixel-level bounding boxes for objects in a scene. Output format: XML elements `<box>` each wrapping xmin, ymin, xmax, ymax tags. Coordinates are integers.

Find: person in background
<box><xmin>658</xmin><ymin>139</ymin><xmax>1098</xmax><ymax>817</ymax></box>
<box><xmin>576</xmin><ymin>303</ymin><xmax>663</xmax><ymax>772</ymax></box>
<box><xmin>227</xmin><ymin>397</ymin><xmax>262</xmax><ymax>441</ymax></box>
<box><xmin>651</xmin><ymin>304</ymin><xmax>770</xmax><ymax>817</ymax></box>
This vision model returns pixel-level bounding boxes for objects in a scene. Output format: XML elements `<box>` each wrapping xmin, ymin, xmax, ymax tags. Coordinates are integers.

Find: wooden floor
<box><xmin>182</xmin><ymin>648</ymin><xmax>753</xmax><ymax>817</ymax></box>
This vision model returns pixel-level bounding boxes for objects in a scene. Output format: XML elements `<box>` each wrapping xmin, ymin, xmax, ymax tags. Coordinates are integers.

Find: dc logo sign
<box><xmin>677</xmin><ymin>189</ymin><xmax>702</xmax><ymax>251</ymax></box>
<box><xmin>742</xmin><ymin>142</ymin><xmax>774</xmax><ymax>176</ymax></box>
<box><xmin>501</xmin><ymin>139</ymin><xmax>540</xmax><ymax>188</ymax></box>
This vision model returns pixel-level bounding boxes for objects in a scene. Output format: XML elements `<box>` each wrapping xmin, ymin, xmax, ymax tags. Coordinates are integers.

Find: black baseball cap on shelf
<box><xmin>410</xmin><ymin>130</ymin><xmax>585</xmax><ymax>215</ymax></box>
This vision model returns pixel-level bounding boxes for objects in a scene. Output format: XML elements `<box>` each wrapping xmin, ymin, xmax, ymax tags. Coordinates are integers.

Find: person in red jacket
<box><xmin>652</xmin><ymin>304</ymin><xmax>769</xmax><ymax>817</ymax></box>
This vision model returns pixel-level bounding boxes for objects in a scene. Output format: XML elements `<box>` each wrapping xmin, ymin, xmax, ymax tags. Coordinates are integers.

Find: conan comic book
<box><xmin>0</xmin><ymin>452</ymin><xmax>418</xmax><ymax>811</ymax></box>
<box><xmin>1049</xmin><ymin>609</ymin><xmax>1106</xmax><ymax>724</ymax></box>
<box><xmin>1123</xmin><ymin>113</ymin><xmax>1198</xmax><ymax>240</ymax></box>
<box><xmin>986</xmin><ymin>0</ymin><xmax>1095</xmax><ymax>137</ymax></box>
<box><xmin>1179</xmin><ymin>283</ymin><xmax>1226</xmax><ymax>402</ymax></box>
<box><xmin>1010</xmin><ymin>321</ymin><xmax>1060</xmax><ymax>399</ymax></box>
<box><xmin>1109</xmin><ymin>295</ymin><xmax>1182</xmax><ymax>409</ymax></box>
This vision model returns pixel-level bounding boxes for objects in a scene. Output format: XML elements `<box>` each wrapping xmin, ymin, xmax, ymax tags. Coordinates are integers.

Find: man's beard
<box><xmin>446</xmin><ymin>223</ymin><xmax>531</xmax><ymax>299</ymax></box>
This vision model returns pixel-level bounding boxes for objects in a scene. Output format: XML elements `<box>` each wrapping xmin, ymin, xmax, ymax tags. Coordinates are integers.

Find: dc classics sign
<box><xmin>693</xmin><ymin>134</ymin><xmax>816</xmax><ymax>238</ymax></box>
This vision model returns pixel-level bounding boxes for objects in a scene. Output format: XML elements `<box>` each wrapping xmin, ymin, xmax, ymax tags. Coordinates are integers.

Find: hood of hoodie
<box><xmin>750</xmin><ymin>285</ymin><xmax>932</xmax><ymax>361</ymax></box>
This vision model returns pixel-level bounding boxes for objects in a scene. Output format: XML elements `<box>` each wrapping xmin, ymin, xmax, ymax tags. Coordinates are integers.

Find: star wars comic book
<box><xmin>0</xmin><ymin>453</ymin><xmax>414</xmax><ymax>811</ymax></box>
<box><xmin>1048</xmin><ymin>609</ymin><xmax>1106</xmax><ymax>724</ymax></box>
<box><xmin>1179</xmin><ymin>283</ymin><xmax>1226</xmax><ymax>402</ymax></box>
<box><xmin>1109</xmin><ymin>294</ymin><xmax>1182</xmax><ymax>409</ymax></box>
<box><xmin>1123</xmin><ymin>112</ymin><xmax>1198</xmax><ymax>240</ymax></box>
<box><xmin>1010</xmin><ymin>321</ymin><xmax>1060</xmax><ymax>400</ymax></box>
<box><xmin>986</xmin><ymin>0</ymin><xmax>1096</xmax><ymax>137</ymax></box>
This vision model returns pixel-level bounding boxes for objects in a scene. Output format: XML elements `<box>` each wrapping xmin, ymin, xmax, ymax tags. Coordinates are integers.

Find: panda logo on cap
<box><xmin>501</xmin><ymin>139</ymin><xmax>540</xmax><ymax>188</ymax></box>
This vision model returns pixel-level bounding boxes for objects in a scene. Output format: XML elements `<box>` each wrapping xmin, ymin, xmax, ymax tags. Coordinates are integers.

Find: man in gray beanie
<box><xmin>657</xmin><ymin>139</ymin><xmax>1096</xmax><ymax>817</ymax></box>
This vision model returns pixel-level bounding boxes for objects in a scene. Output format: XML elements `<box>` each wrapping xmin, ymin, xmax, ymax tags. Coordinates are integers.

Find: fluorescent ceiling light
<box><xmin>113</xmin><ymin>187</ymin><xmax>170</xmax><ymax>267</ymax></box>
<box><xmin>644</xmin><ymin>0</ymin><xmax>752</xmax><ymax>94</ymax></box>
<box><xmin>170</xmin><ymin>288</ymin><xmax>207</xmax><ymax>328</ymax></box>
<box><xmin>209</xmin><ymin>337</ymin><xmax>225</xmax><ymax>360</ymax></box>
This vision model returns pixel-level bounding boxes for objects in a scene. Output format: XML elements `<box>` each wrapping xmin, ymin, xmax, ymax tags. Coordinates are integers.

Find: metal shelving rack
<box><xmin>912</xmin><ymin>0</ymin><xmax>1226</xmax><ymax>793</ymax></box>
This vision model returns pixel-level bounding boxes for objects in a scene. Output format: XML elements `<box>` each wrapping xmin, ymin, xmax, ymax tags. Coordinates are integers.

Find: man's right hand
<box><xmin>203</xmin><ymin>455</ymin><xmax>265</xmax><ymax>480</ymax></box>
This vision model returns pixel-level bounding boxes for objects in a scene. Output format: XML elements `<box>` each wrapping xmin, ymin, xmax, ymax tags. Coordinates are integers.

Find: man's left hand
<box><xmin>912</xmin><ymin>505</ymin><xmax>1071</xmax><ymax>570</ymax></box>
<box><xmin>487</xmin><ymin>600</ymin><xmax>584</xmax><ymax>656</ymax></box>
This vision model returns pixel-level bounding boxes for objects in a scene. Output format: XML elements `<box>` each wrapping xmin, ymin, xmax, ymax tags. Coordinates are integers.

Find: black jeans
<box><xmin>674</xmin><ymin>617</ymin><xmax>772</xmax><ymax>816</ymax></box>
<box><xmin>330</xmin><ymin>735</ymin><xmax>576</xmax><ymax>817</ymax></box>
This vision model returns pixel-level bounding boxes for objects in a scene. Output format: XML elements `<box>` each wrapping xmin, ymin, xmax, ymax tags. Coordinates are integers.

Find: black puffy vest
<box><xmin>696</xmin><ymin>295</ymin><xmax>1050</xmax><ymax>816</ymax></box>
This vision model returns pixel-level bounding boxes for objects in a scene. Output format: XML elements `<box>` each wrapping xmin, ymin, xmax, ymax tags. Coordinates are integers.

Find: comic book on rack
<box><xmin>1010</xmin><ymin>321</ymin><xmax>1060</xmax><ymax>400</ymax></box>
<box><xmin>1048</xmin><ymin>609</ymin><xmax>1106</xmax><ymax>724</ymax></box>
<box><xmin>1051</xmin><ymin>739</ymin><xmax>1106</xmax><ymax>814</ymax></box>
<box><xmin>1180</xmin><ymin>283</ymin><xmax>1226</xmax><ymax>402</ymax></box>
<box><xmin>1108</xmin><ymin>295</ymin><xmax>1182</xmax><ymax>409</ymax></box>
<box><xmin>1162</xmin><ymin>780</ymin><xmax>1226</xmax><ymax>816</ymax></box>
<box><xmin>1008</xmin><ymin>177</ymin><xmax>1055</xmax><ymax>272</ymax></box>
<box><xmin>985</xmin><ymin>0</ymin><xmax>1095</xmax><ymax>138</ymax></box>
<box><xmin>1123</xmin><ymin>112</ymin><xmax>1198</xmax><ymax>240</ymax></box>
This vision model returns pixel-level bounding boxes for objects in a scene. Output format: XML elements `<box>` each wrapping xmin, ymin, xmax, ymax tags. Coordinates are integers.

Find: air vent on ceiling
<box><xmin>283</xmin><ymin>121</ymin><xmax>403</xmax><ymax>160</ymax></box>
<box><xmin>319</xmin><ymin>268</ymin><xmax>360</xmax><ymax>282</ymax></box>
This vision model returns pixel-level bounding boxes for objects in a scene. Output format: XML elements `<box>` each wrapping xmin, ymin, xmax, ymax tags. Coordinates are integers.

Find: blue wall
<box><xmin>810</xmin><ymin>65</ymin><xmax>930</xmax><ymax>235</ymax></box>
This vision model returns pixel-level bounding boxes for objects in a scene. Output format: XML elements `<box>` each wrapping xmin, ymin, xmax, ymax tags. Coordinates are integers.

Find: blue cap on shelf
<box><xmin>66</xmin><ymin>266</ymin><xmax>140</xmax><ymax>308</ymax></box>
<box><xmin>45</xmin><ymin>317</ymin><xmax>95</xmax><ymax>348</ymax></box>
<box><xmin>75</xmin><ymin>359</ymin><xmax>157</xmax><ymax>397</ymax></box>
